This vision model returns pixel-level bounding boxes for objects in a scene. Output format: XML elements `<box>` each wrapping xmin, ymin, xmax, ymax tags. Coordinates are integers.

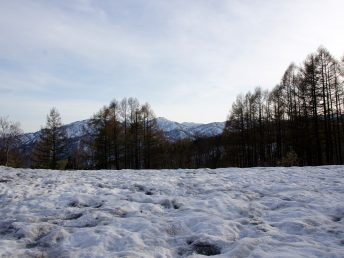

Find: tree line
<box><xmin>222</xmin><ymin>47</ymin><xmax>344</xmax><ymax>167</ymax></box>
<box><xmin>0</xmin><ymin>46</ymin><xmax>343</xmax><ymax>169</ymax></box>
<box><xmin>81</xmin><ymin>97</ymin><xmax>167</xmax><ymax>170</ymax></box>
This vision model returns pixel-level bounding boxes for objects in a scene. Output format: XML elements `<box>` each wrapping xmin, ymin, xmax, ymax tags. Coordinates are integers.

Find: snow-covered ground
<box><xmin>0</xmin><ymin>166</ymin><xmax>343</xmax><ymax>258</ymax></box>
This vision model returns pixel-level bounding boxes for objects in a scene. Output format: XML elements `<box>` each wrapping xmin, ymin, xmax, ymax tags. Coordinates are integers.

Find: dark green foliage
<box><xmin>281</xmin><ymin>151</ymin><xmax>298</xmax><ymax>167</ymax></box>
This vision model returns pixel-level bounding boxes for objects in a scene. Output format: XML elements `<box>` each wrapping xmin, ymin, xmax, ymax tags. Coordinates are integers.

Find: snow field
<box><xmin>0</xmin><ymin>166</ymin><xmax>343</xmax><ymax>257</ymax></box>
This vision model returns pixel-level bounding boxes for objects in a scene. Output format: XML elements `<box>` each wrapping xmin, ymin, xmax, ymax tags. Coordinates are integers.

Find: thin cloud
<box><xmin>0</xmin><ymin>0</ymin><xmax>343</xmax><ymax>131</ymax></box>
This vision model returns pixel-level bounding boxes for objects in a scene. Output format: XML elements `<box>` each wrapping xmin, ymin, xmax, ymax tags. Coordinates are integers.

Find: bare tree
<box><xmin>0</xmin><ymin>116</ymin><xmax>23</xmax><ymax>167</ymax></box>
<box><xmin>31</xmin><ymin>108</ymin><xmax>68</xmax><ymax>169</ymax></box>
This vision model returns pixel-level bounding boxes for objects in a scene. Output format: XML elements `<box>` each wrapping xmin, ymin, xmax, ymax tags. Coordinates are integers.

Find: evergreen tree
<box><xmin>31</xmin><ymin>108</ymin><xmax>68</xmax><ymax>169</ymax></box>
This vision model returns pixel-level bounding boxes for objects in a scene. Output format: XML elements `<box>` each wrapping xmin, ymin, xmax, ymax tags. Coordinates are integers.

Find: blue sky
<box><xmin>1</xmin><ymin>0</ymin><xmax>344</xmax><ymax>132</ymax></box>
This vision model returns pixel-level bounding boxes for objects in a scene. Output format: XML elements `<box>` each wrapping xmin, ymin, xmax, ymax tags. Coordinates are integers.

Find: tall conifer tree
<box><xmin>31</xmin><ymin>108</ymin><xmax>68</xmax><ymax>169</ymax></box>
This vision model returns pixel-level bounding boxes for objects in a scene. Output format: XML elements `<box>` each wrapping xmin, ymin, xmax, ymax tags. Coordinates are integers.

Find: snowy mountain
<box><xmin>19</xmin><ymin>117</ymin><xmax>225</xmax><ymax>166</ymax></box>
<box><xmin>155</xmin><ymin>117</ymin><xmax>225</xmax><ymax>141</ymax></box>
<box><xmin>22</xmin><ymin>118</ymin><xmax>225</xmax><ymax>145</ymax></box>
<box><xmin>21</xmin><ymin>120</ymin><xmax>91</xmax><ymax>146</ymax></box>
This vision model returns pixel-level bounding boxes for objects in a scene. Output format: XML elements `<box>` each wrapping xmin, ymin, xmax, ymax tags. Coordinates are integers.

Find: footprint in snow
<box><xmin>160</xmin><ymin>199</ymin><xmax>182</xmax><ymax>210</ymax></box>
<box><xmin>64</xmin><ymin>213</ymin><xmax>83</xmax><ymax>220</ymax></box>
<box><xmin>178</xmin><ymin>239</ymin><xmax>221</xmax><ymax>256</ymax></box>
<box><xmin>68</xmin><ymin>200</ymin><xmax>103</xmax><ymax>209</ymax></box>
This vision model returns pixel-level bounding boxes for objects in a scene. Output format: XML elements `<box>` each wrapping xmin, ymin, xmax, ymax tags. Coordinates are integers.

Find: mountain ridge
<box><xmin>155</xmin><ymin>117</ymin><xmax>225</xmax><ymax>141</ymax></box>
<box><xmin>21</xmin><ymin>117</ymin><xmax>225</xmax><ymax>145</ymax></box>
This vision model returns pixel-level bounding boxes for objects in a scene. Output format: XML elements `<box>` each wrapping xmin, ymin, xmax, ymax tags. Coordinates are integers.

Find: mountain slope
<box><xmin>22</xmin><ymin>117</ymin><xmax>225</xmax><ymax>145</ymax></box>
<box><xmin>21</xmin><ymin>120</ymin><xmax>91</xmax><ymax>146</ymax></box>
<box><xmin>155</xmin><ymin>117</ymin><xmax>225</xmax><ymax>141</ymax></box>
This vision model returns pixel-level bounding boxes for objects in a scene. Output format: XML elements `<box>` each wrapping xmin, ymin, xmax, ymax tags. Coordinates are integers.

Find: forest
<box><xmin>1</xmin><ymin>47</ymin><xmax>344</xmax><ymax>169</ymax></box>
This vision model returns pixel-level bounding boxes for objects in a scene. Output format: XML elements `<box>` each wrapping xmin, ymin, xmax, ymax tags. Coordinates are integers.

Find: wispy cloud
<box><xmin>1</xmin><ymin>0</ymin><xmax>344</xmax><ymax>131</ymax></box>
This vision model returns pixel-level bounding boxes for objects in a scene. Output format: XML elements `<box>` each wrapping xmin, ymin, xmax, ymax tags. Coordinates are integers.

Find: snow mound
<box><xmin>0</xmin><ymin>166</ymin><xmax>343</xmax><ymax>257</ymax></box>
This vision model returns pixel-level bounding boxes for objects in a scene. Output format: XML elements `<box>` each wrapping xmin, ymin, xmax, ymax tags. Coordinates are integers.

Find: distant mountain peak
<box><xmin>22</xmin><ymin>117</ymin><xmax>225</xmax><ymax>145</ymax></box>
<box><xmin>155</xmin><ymin>117</ymin><xmax>225</xmax><ymax>141</ymax></box>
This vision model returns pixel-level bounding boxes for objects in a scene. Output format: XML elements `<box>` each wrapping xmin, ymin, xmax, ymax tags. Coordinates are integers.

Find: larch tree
<box><xmin>31</xmin><ymin>108</ymin><xmax>68</xmax><ymax>169</ymax></box>
<box><xmin>222</xmin><ymin>47</ymin><xmax>344</xmax><ymax>167</ymax></box>
<box><xmin>90</xmin><ymin>98</ymin><xmax>166</xmax><ymax>169</ymax></box>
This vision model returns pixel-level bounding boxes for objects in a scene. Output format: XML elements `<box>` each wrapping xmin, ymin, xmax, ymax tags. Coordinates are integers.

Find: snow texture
<box><xmin>0</xmin><ymin>166</ymin><xmax>343</xmax><ymax>257</ymax></box>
